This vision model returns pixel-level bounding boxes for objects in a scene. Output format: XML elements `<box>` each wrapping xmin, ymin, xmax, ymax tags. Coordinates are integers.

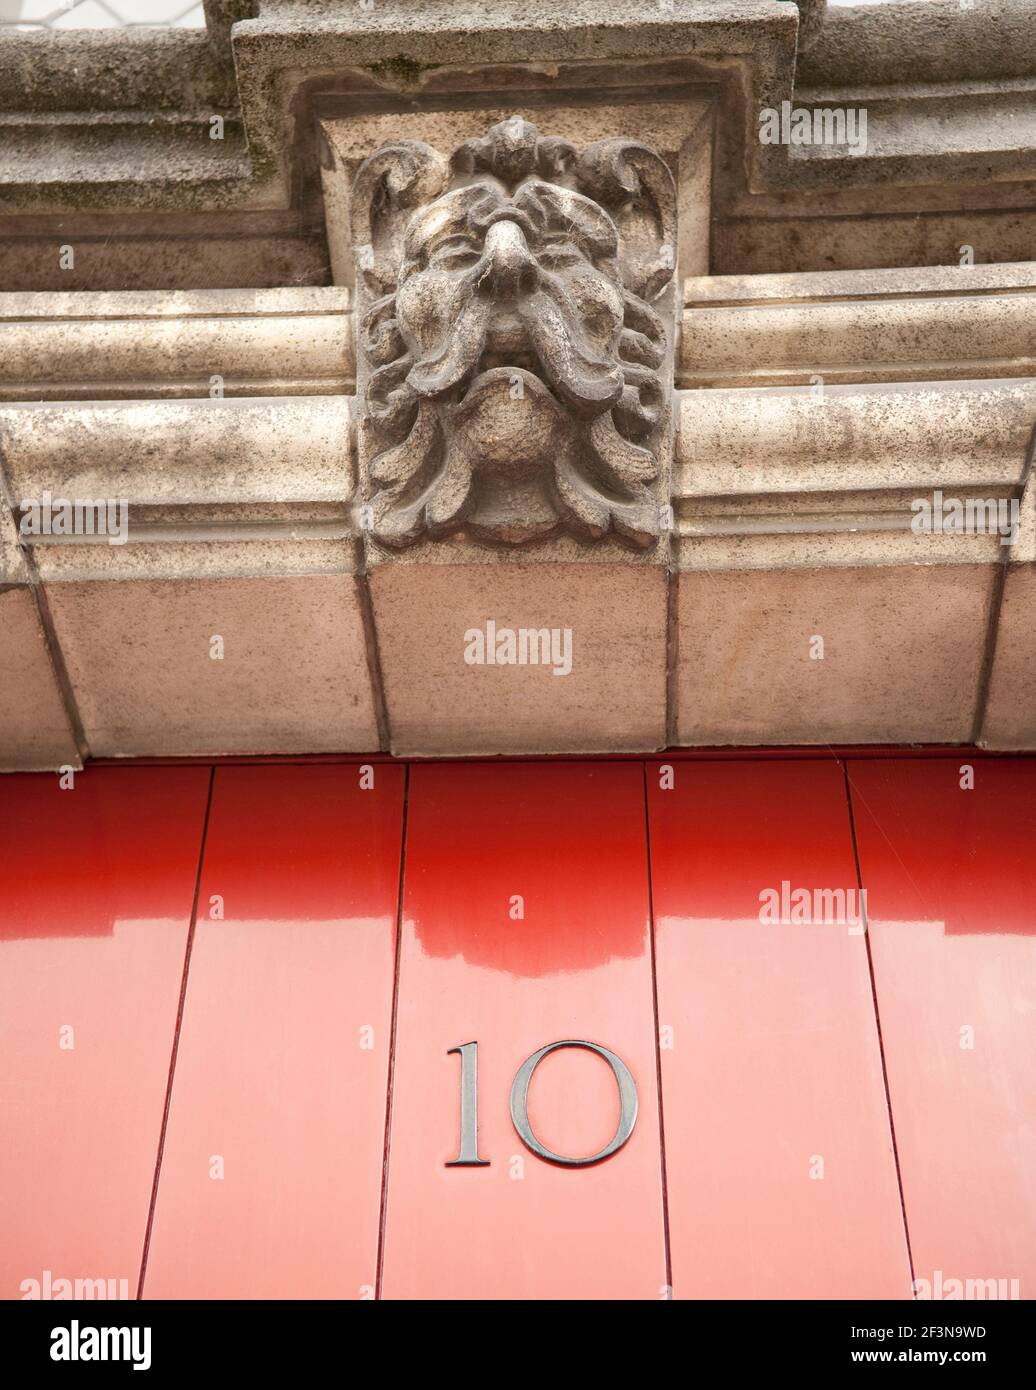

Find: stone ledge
<box><xmin>1</xmin><ymin>261</ymin><xmax>1034</xmax><ymax>766</ymax></box>
<box><xmin>0</xmin><ymin>288</ymin><xmax>352</xmax><ymax>400</ymax></box>
<box><xmin>4</xmin><ymin>1</ymin><xmax>1036</xmax><ymax>286</ymax></box>
<box><xmin>801</xmin><ymin>0</ymin><xmax>1036</xmax><ymax>89</ymax></box>
<box><xmin>675</xmin><ymin>379</ymin><xmax>1036</xmax><ymax>544</ymax></box>
<box><xmin>680</xmin><ymin>263</ymin><xmax>1036</xmax><ymax>387</ymax></box>
<box><xmin>1</xmin><ymin>395</ymin><xmax>353</xmax><ymax>515</ymax></box>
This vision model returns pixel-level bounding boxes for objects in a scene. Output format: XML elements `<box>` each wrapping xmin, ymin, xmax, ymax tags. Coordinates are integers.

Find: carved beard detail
<box><xmin>355</xmin><ymin>125</ymin><xmax>674</xmax><ymax>549</ymax></box>
<box><xmin>406</xmin><ymin>279</ymin><xmax>623</xmax><ymax>417</ymax></box>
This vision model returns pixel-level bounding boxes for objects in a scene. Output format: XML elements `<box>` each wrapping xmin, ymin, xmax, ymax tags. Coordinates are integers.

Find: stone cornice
<box><xmin>0</xmin><ymin>394</ymin><xmax>356</xmax><ymax>581</ymax></box>
<box><xmin>674</xmin><ymin>379</ymin><xmax>1036</xmax><ymax>569</ymax></box>
<box><xmin>680</xmin><ymin>263</ymin><xmax>1036</xmax><ymax>388</ymax></box>
<box><xmin>4</xmin><ymin>1</ymin><xmax>1036</xmax><ymax>286</ymax></box>
<box><xmin>2</xmin><ymin>56</ymin><xmax>1036</xmax><ymax>768</ymax></box>
<box><xmin>0</xmin><ymin>287</ymin><xmax>353</xmax><ymax>400</ymax></box>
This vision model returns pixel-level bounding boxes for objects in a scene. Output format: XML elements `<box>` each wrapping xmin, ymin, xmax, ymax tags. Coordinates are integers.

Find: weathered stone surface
<box><xmin>351</xmin><ymin>116</ymin><xmax>676</xmax><ymax>551</ymax></box>
<box><xmin>979</xmin><ymin>466</ymin><xmax>1036</xmax><ymax>750</ymax></box>
<box><xmin>981</xmin><ymin>567</ymin><xmax>1036</xmax><ymax>749</ymax></box>
<box><xmin>0</xmin><ymin>390</ymin><xmax>370</xmax><ymax>762</ymax></box>
<box><xmin>3</xmin><ymin>0</ymin><xmax>1036</xmax><ymax>285</ymax></box>
<box><xmin>0</xmin><ymin>288</ymin><xmax>352</xmax><ymax>400</ymax></box>
<box><xmin>676</xmin><ymin>380</ymin><xmax>1036</xmax><ymax>541</ymax></box>
<box><xmin>0</xmin><ymin>489</ymin><xmax>26</xmax><ymax>587</ymax></box>
<box><xmin>371</xmin><ymin>561</ymin><xmax>666</xmax><ymax>755</ymax></box>
<box><xmin>321</xmin><ymin>101</ymin><xmax>711</xmax><ymax>285</ymax></box>
<box><xmin>674</xmin><ymin>565</ymin><xmax>993</xmax><ymax>746</ymax></box>
<box><xmin>3</xmin><ymin>0</ymin><xmax>1036</xmax><ymax>770</ymax></box>
<box><xmin>333</xmin><ymin>110</ymin><xmax>678</xmax><ymax>754</ymax></box>
<box><xmin>712</xmin><ymin>206</ymin><xmax>1036</xmax><ymax>278</ymax></box>
<box><xmin>45</xmin><ymin>573</ymin><xmax>379</xmax><ymax>758</ymax></box>
<box><xmin>801</xmin><ymin>0</ymin><xmax>1036</xmax><ymax>88</ymax></box>
<box><xmin>672</xmin><ymin>377</ymin><xmax>1031</xmax><ymax>746</ymax></box>
<box><xmin>0</xmin><ymin>493</ymin><xmax>76</xmax><ymax>770</ymax></box>
<box><xmin>0</xmin><ymin>589</ymin><xmax>79</xmax><ymax>773</ymax></box>
<box><xmin>681</xmin><ymin>264</ymin><xmax>1036</xmax><ymax>388</ymax></box>
<box><xmin>0</xmin><ymin>222</ymin><xmax>330</xmax><ymax>294</ymax></box>
<box><xmin>0</xmin><ymin>395</ymin><xmax>353</xmax><ymax>515</ymax></box>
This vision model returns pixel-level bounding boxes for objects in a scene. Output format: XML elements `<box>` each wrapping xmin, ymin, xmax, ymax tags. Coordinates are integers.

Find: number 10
<box><xmin>446</xmin><ymin>1038</ymin><xmax>638</xmax><ymax>1169</ymax></box>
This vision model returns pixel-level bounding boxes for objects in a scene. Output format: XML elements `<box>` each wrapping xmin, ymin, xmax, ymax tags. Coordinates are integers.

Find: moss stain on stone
<box><xmin>364</xmin><ymin>55</ymin><xmax>427</xmax><ymax>88</ymax></box>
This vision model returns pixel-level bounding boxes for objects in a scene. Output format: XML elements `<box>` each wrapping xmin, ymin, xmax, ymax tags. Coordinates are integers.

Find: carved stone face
<box><xmin>395</xmin><ymin>179</ymin><xmax>626</xmax><ymax>423</ymax></box>
<box><xmin>352</xmin><ymin>118</ymin><xmax>676</xmax><ymax>549</ymax></box>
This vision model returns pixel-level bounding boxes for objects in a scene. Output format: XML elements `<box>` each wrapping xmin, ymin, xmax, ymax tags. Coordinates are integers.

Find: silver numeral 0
<box><xmin>446</xmin><ymin>1039</ymin><xmax>638</xmax><ymax>1169</ymax></box>
<box><xmin>511</xmin><ymin>1040</ymin><xmax>638</xmax><ymax>1168</ymax></box>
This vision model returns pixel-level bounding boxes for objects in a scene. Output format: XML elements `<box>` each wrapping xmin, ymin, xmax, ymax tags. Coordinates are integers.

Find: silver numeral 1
<box><xmin>446</xmin><ymin>1041</ymin><xmax>490</xmax><ymax>1166</ymax></box>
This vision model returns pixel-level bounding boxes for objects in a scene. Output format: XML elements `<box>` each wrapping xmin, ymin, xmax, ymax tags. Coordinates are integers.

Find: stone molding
<box><xmin>0</xmin><ymin>287</ymin><xmax>353</xmax><ymax>401</ymax></box>
<box><xmin>3</xmin><ymin>9</ymin><xmax>1036</xmax><ymax>768</ymax></box>
<box><xmin>680</xmin><ymin>264</ymin><xmax>1036</xmax><ymax>389</ymax></box>
<box><xmin>675</xmin><ymin>380</ymin><xmax>1036</xmax><ymax>569</ymax></box>
<box><xmin>4</xmin><ymin>2</ymin><xmax>1036</xmax><ymax>288</ymax></box>
<box><xmin>1</xmin><ymin>251</ymin><xmax>1035</xmax><ymax>764</ymax></box>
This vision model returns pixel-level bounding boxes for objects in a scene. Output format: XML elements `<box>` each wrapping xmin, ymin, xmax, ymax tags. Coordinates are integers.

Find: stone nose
<box><xmin>481</xmin><ymin>219</ymin><xmax>539</xmax><ymax>298</ymax></box>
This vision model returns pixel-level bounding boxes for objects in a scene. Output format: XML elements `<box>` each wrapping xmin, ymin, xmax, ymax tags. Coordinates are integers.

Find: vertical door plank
<box><xmin>849</xmin><ymin>757</ymin><xmax>1036</xmax><ymax>1299</ymax></box>
<box><xmin>143</xmin><ymin>763</ymin><xmax>404</xmax><ymax>1299</ymax></box>
<box><xmin>0</xmin><ymin>767</ymin><xmax>210</xmax><ymax>1301</ymax></box>
<box><xmin>648</xmin><ymin>759</ymin><xmax>912</xmax><ymax>1299</ymax></box>
<box><xmin>381</xmin><ymin>762</ymin><xmax>667</xmax><ymax>1300</ymax></box>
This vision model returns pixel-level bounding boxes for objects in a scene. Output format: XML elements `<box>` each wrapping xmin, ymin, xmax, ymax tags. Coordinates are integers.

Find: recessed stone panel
<box><xmin>981</xmin><ymin>564</ymin><xmax>1036</xmax><ymax>749</ymax></box>
<box><xmin>674</xmin><ymin>565</ymin><xmax>994</xmax><ymax>746</ymax></box>
<box><xmin>371</xmin><ymin>562</ymin><xmax>667</xmax><ymax>755</ymax></box>
<box><xmin>44</xmin><ymin>574</ymin><xmax>380</xmax><ymax>758</ymax></box>
<box><xmin>0</xmin><ymin>587</ymin><xmax>79</xmax><ymax>772</ymax></box>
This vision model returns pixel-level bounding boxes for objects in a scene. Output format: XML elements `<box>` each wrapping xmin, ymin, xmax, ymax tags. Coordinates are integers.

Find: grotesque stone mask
<box><xmin>352</xmin><ymin>117</ymin><xmax>676</xmax><ymax>548</ymax></box>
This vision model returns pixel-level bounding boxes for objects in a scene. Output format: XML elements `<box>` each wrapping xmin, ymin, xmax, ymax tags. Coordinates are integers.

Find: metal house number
<box><xmin>446</xmin><ymin>1039</ymin><xmax>638</xmax><ymax>1169</ymax></box>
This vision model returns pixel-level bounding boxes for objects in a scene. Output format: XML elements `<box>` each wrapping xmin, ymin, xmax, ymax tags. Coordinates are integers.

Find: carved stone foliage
<box><xmin>352</xmin><ymin>117</ymin><xmax>676</xmax><ymax>549</ymax></box>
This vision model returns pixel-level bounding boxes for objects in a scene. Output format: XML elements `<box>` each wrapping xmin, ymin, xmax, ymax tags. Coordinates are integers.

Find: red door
<box><xmin>2</xmin><ymin>755</ymin><xmax>1034</xmax><ymax>1299</ymax></box>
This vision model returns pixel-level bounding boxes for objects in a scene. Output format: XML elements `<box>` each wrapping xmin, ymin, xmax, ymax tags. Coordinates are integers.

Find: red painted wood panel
<box><xmin>647</xmin><ymin>759</ymin><xmax>912</xmax><ymax>1299</ymax></box>
<box><xmin>0</xmin><ymin>766</ymin><xmax>209</xmax><ymax>1301</ymax></box>
<box><xmin>142</xmin><ymin>764</ymin><xmax>404</xmax><ymax>1300</ymax></box>
<box><xmin>849</xmin><ymin>757</ymin><xmax>1036</xmax><ymax>1299</ymax></box>
<box><xmin>380</xmin><ymin>763</ymin><xmax>667</xmax><ymax>1300</ymax></box>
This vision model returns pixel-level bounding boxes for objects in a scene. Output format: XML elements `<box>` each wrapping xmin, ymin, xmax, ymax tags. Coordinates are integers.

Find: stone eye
<box><xmin>430</xmin><ymin>240</ymin><xmax>481</xmax><ymax>271</ymax></box>
<box><xmin>537</xmin><ymin>241</ymin><xmax>584</xmax><ymax>269</ymax></box>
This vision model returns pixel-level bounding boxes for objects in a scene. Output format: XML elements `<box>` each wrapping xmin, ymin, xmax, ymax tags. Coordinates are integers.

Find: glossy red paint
<box><xmin>647</xmin><ymin>759</ymin><xmax>912</xmax><ymax>1298</ymax></box>
<box><xmin>4</xmin><ymin>754</ymin><xmax>1034</xmax><ymax>1302</ymax></box>
<box><xmin>142</xmin><ymin>764</ymin><xmax>404</xmax><ymax>1300</ymax></box>
<box><xmin>380</xmin><ymin>762</ymin><xmax>668</xmax><ymax>1300</ymax></box>
<box><xmin>849</xmin><ymin>758</ymin><xmax>1036</xmax><ymax>1299</ymax></box>
<box><xmin>0</xmin><ymin>767</ymin><xmax>209</xmax><ymax>1301</ymax></box>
